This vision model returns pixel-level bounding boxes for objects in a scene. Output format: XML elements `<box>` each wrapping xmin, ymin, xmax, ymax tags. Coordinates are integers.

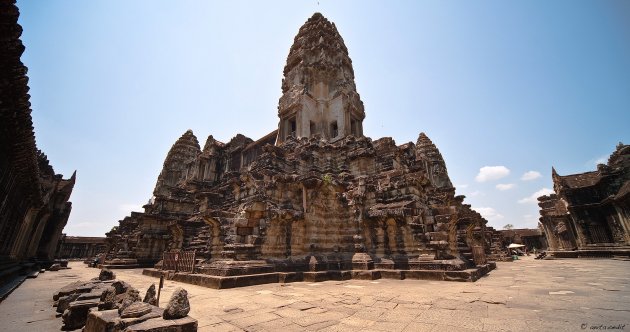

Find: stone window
<box><xmin>330</xmin><ymin>121</ymin><xmax>338</xmax><ymax>138</ymax></box>
<box><xmin>288</xmin><ymin>118</ymin><xmax>297</xmax><ymax>136</ymax></box>
<box><xmin>310</xmin><ymin>121</ymin><xmax>316</xmax><ymax>136</ymax></box>
<box><xmin>286</xmin><ymin>117</ymin><xmax>296</xmax><ymax>139</ymax></box>
<box><xmin>237</xmin><ymin>227</ymin><xmax>253</xmax><ymax>236</ymax></box>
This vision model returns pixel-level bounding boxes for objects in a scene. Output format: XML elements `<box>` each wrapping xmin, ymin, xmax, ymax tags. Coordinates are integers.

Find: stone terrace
<box><xmin>0</xmin><ymin>258</ymin><xmax>628</xmax><ymax>331</ymax></box>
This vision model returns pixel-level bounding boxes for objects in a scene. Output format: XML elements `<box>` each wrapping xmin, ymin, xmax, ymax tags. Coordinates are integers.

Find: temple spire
<box><xmin>153</xmin><ymin>130</ymin><xmax>201</xmax><ymax>197</ymax></box>
<box><xmin>277</xmin><ymin>13</ymin><xmax>365</xmax><ymax>144</ymax></box>
<box><xmin>416</xmin><ymin>132</ymin><xmax>453</xmax><ymax>189</ymax></box>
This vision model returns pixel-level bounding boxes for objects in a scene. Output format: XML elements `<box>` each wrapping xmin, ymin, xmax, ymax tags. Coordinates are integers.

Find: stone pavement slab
<box><xmin>0</xmin><ymin>257</ymin><xmax>628</xmax><ymax>331</ymax></box>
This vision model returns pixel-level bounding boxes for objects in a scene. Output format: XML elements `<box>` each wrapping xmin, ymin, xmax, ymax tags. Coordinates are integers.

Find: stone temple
<box><xmin>538</xmin><ymin>143</ymin><xmax>629</xmax><ymax>258</ymax></box>
<box><xmin>104</xmin><ymin>13</ymin><xmax>496</xmax><ymax>286</ymax></box>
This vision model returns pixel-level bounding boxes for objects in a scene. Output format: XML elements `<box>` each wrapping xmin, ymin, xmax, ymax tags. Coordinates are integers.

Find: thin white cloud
<box><xmin>467</xmin><ymin>190</ymin><xmax>484</xmax><ymax>197</ymax></box>
<box><xmin>475</xmin><ymin>166</ymin><xmax>510</xmax><ymax>182</ymax></box>
<box><xmin>521</xmin><ymin>171</ymin><xmax>541</xmax><ymax>181</ymax></box>
<box><xmin>518</xmin><ymin>188</ymin><xmax>554</xmax><ymax>204</ymax></box>
<box><xmin>496</xmin><ymin>183</ymin><xmax>515</xmax><ymax>191</ymax></box>
<box><xmin>474</xmin><ymin>207</ymin><xmax>504</xmax><ymax>221</ymax></box>
<box><xmin>458</xmin><ymin>184</ymin><xmax>469</xmax><ymax>189</ymax></box>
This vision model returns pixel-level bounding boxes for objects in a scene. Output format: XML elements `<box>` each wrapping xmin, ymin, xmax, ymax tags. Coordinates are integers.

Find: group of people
<box><xmin>509</xmin><ymin>246</ymin><xmax>547</xmax><ymax>260</ymax></box>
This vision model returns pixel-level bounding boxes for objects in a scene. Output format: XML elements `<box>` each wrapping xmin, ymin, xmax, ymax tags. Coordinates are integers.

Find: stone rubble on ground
<box><xmin>50</xmin><ymin>268</ymin><xmax>197</xmax><ymax>331</ymax></box>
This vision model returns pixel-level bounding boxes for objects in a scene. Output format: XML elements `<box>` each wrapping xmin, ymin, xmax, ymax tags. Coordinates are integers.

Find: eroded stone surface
<box><xmin>98</xmin><ymin>286</ymin><xmax>116</xmax><ymax>311</ymax></box>
<box><xmin>62</xmin><ymin>299</ymin><xmax>100</xmax><ymax>330</ymax></box>
<box><xmin>56</xmin><ymin>293</ymin><xmax>80</xmax><ymax>314</ymax></box>
<box><xmin>99</xmin><ymin>268</ymin><xmax>116</xmax><ymax>281</ymax></box>
<box><xmin>163</xmin><ymin>288</ymin><xmax>190</xmax><ymax>320</ymax></box>
<box><xmin>121</xmin><ymin>302</ymin><xmax>153</xmax><ymax>318</ymax></box>
<box><xmin>143</xmin><ymin>284</ymin><xmax>157</xmax><ymax>306</ymax></box>
<box><xmin>118</xmin><ymin>288</ymin><xmax>141</xmax><ymax>314</ymax></box>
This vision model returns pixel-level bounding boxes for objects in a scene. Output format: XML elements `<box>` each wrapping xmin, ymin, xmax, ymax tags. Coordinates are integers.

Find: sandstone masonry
<box><xmin>104</xmin><ymin>13</ymin><xmax>497</xmax><ymax>285</ymax></box>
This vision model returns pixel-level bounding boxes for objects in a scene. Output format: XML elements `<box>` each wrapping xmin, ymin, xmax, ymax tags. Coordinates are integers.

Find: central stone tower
<box><xmin>276</xmin><ymin>13</ymin><xmax>365</xmax><ymax>144</ymax></box>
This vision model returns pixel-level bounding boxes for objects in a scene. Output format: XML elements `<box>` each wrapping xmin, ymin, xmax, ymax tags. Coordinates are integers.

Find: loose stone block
<box><xmin>98</xmin><ymin>268</ymin><xmax>116</xmax><ymax>281</ymax></box>
<box><xmin>124</xmin><ymin>316</ymin><xmax>198</xmax><ymax>332</ymax></box>
<box><xmin>163</xmin><ymin>288</ymin><xmax>190</xmax><ymax>320</ymax></box>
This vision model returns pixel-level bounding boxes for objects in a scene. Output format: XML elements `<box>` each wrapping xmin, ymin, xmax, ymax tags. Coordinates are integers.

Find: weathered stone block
<box><xmin>405</xmin><ymin>270</ymin><xmax>445</xmax><ymax>281</ymax></box>
<box><xmin>84</xmin><ymin>308</ymin><xmax>119</xmax><ymax>332</ymax></box>
<box><xmin>53</xmin><ymin>280</ymin><xmax>85</xmax><ymax>300</ymax></box>
<box><xmin>98</xmin><ymin>286</ymin><xmax>117</xmax><ymax>311</ymax></box>
<box><xmin>62</xmin><ymin>298</ymin><xmax>100</xmax><ymax>330</ymax></box>
<box><xmin>124</xmin><ymin>316</ymin><xmax>198</xmax><ymax>332</ymax></box>
<box><xmin>99</xmin><ymin>268</ymin><xmax>116</xmax><ymax>281</ymax></box>
<box><xmin>143</xmin><ymin>284</ymin><xmax>157</xmax><ymax>306</ymax></box>
<box><xmin>56</xmin><ymin>293</ymin><xmax>80</xmax><ymax>314</ymax></box>
<box><xmin>379</xmin><ymin>270</ymin><xmax>404</xmax><ymax>280</ymax></box>
<box><xmin>163</xmin><ymin>288</ymin><xmax>190</xmax><ymax>320</ymax></box>
<box><xmin>121</xmin><ymin>302</ymin><xmax>153</xmax><ymax>318</ymax></box>
<box><xmin>278</xmin><ymin>272</ymin><xmax>303</xmax><ymax>283</ymax></box>
<box><xmin>350</xmin><ymin>270</ymin><xmax>381</xmax><ymax>280</ymax></box>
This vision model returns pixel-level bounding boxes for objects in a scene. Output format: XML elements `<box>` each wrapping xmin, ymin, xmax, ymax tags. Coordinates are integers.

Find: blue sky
<box><xmin>17</xmin><ymin>1</ymin><xmax>630</xmax><ymax>236</ymax></box>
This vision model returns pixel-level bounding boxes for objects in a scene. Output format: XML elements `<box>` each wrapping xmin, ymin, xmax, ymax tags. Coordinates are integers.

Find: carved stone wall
<box><xmin>0</xmin><ymin>1</ymin><xmax>75</xmax><ymax>266</ymax></box>
<box><xmin>539</xmin><ymin>143</ymin><xmax>630</xmax><ymax>255</ymax></box>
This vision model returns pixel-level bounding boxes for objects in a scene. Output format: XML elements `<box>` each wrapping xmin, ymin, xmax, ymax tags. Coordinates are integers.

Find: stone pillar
<box><xmin>10</xmin><ymin>207</ymin><xmax>39</xmax><ymax>259</ymax></box>
<box><xmin>613</xmin><ymin>203</ymin><xmax>630</xmax><ymax>244</ymax></box>
<box><xmin>26</xmin><ymin>212</ymin><xmax>51</xmax><ymax>258</ymax></box>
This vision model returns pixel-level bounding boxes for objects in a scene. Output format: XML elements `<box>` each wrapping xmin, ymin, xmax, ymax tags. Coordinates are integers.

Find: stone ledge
<box><xmin>100</xmin><ymin>264</ymin><xmax>140</xmax><ymax>269</ymax></box>
<box><xmin>142</xmin><ymin>263</ymin><xmax>496</xmax><ymax>289</ymax></box>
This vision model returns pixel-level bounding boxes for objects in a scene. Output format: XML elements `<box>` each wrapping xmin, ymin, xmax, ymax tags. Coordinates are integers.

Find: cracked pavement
<box><xmin>0</xmin><ymin>257</ymin><xmax>628</xmax><ymax>331</ymax></box>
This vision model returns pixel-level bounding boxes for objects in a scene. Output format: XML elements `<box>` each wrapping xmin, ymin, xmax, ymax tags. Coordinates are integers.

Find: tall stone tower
<box><xmin>153</xmin><ymin>130</ymin><xmax>200</xmax><ymax>197</ymax></box>
<box><xmin>276</xmin><ymin>13</ymin><xmax>365</xmax><ymax>144</ymax></box>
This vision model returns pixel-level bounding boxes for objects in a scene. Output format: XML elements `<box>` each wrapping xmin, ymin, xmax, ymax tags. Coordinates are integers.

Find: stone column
<box><xmin>10</xmin><ymin>207</ymin><xmax>39</xmax><ymax>259</ymax></box>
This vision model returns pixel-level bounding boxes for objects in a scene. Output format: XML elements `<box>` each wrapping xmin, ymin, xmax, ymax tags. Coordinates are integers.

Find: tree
<box><xmin>503</xmin><ymin>224</ymin><xmax>514</xmax><ymax>230</ymax></box>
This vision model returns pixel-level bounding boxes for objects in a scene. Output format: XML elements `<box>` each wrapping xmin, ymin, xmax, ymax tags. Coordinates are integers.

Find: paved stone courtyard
<box><xmin>0</xmin><ymin>257</ymin><xmax>628</xmax><ymax>331</ymax></box>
